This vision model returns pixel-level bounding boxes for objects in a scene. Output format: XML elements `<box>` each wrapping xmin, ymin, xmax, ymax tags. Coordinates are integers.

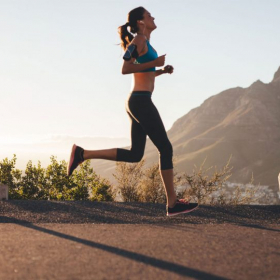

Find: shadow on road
<box><xmin>0</xmin><ymin>216</ymin><xmax>227</xmax><ymax>280</ymax></box>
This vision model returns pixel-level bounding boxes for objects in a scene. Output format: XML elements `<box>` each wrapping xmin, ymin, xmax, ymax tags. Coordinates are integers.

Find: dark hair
<box><xmin>118</xmin><ymin>6</ymin><xmax>146</xmax><ymax>51</ymax></box>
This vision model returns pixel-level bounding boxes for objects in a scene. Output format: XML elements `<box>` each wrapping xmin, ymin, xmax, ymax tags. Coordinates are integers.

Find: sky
<box><xmin>1</xmin><ymin>0</ymin><xmax>280</xmax><ymax>165</ymax></box>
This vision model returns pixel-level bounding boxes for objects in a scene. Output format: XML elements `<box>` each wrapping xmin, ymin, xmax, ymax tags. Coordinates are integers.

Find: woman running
<box><xmin>67</xmin><ymin>6</ymin><xmax>198</xmax><ymax>216</ymax></box>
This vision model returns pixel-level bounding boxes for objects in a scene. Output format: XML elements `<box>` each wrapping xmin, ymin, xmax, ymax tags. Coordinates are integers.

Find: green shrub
<box><xmin>0</xmin><ymin>155</ymin><xmax>114</xmax><ymax>201</ymax></box>
<box><xmin>0</xmin><ymin>155</ymin><xmax>22</xmax><ymax>199</ymax></box>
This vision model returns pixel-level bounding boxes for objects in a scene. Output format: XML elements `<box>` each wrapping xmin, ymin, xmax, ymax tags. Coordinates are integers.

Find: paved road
<box><xmin>0</xmin><ymin>201</ymin><xmax>279</xmax><ymax>280</ymax></box>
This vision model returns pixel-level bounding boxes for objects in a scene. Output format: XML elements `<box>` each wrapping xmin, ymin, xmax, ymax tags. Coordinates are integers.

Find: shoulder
<box><xmin>130</xmin><ymin>34</ymin><xmax>147</xmax><ymax>47</ymax></box>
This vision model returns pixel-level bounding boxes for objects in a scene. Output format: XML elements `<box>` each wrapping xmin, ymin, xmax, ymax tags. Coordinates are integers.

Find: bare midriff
<box><xmin>132</xmin><ymin>71</ymin><xmax>155</xmax><ymax>93</ymax></box>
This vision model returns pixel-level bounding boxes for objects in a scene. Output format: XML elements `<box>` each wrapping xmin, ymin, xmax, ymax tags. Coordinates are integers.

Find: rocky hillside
<box><xmin>92</xmin><ymin>67</ymin><xmax>280</xmax><ymax>187</ymax></box>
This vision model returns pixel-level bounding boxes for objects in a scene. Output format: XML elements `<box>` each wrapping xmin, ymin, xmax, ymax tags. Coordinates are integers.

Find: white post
<box><xmin>0</xmin><ymin>183</ymin><xmax>9</xmax><ymax>200</ymax></box>
<box><xmin>278</xmin><ymin>173</ymin><xmax>280</xmax><ymax>199</ymax></box>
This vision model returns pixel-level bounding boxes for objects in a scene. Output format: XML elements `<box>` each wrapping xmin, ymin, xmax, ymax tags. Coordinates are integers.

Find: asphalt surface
<box><xmin>0</xmin><ymin>201</ymin><xmax>279</xmax><ymax>280</ymax></box>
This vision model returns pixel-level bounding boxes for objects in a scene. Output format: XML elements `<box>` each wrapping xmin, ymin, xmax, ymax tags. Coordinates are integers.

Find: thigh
<box><xmin>128</xmin><ymin>99</ymin><xmax>170</xmax><ymax>148</ymax></box>
<box><xmin>126</xmin><ymin>110</ymin><xmax>147</xmax><ymax>151</ymax></box>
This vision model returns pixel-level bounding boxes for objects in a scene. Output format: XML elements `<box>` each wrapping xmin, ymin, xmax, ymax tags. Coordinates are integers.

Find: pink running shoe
<box><xmin>167</xmin><ymin>199</ymin><xmax>199</xmax><ymax>217</ymax></box>
<box><xmin>67</xmin><ymin>144</ymin><xmax>84</xmax><ymax>176</ymax></box>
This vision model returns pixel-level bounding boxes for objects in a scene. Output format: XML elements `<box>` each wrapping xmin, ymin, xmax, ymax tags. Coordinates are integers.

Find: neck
<box><xmin>137</xmin><ymin>30</ymin><xmax>151</xmax><ymax>41</ymax></box>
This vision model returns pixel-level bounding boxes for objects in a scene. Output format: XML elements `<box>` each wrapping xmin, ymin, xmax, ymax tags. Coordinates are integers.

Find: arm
<box><xmin>121</xmin><ymin>35</ymin><xmax>166</xmax><ymax>75</ymax></box>
<box><xmin>155</xmin><ymin>69</ymin><xmax>165</xmax><ymax>77</ymax></box>
<box><xmin>155</xmin><ymin>65</ymin><xmax>174</xmax><ymax>77</ymax></box>
<box><xmin>122</xmin><ymin>59</ymin><xmax>158</xmax><ymax>75</ymax></box>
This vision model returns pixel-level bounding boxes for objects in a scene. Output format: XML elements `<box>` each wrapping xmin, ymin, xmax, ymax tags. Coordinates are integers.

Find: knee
<box><xmin>130</xmin><ymin>150</ymin><xmax>144</xmax><ymax>162</ymax></box>
<box><xmin>159</xmin><ymin>141</ymin><xmax>173</xmax><ymax>170</ymax></box>
<box><xmin>160</xmin><ymin>141</ymin><xmax>173</xmax><ymax>157</ymax></box>
<box><xmin>168</xmin><ymin>142</ymin><xmax>173</xmax><ymax>156</ymax></box>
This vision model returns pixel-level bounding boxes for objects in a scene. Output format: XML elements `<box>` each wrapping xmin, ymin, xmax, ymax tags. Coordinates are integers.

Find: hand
<box><xmin>163</xmin><ymin>65</ymin><xmax>174</xmax><ymax>74</ymax></box>
<box><xmin>155</xmin><ymin>54</ymin><xmax>166</xmax><ymax>67</ymax></box>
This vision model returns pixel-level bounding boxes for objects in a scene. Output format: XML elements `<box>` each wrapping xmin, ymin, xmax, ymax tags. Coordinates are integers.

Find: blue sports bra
<box><xmin>134</xmin><ymin>39</ymin><xmax>158</xmax><ymax>72</ymax></box>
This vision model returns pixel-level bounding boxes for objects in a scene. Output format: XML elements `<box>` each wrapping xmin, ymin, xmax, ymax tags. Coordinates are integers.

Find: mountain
<box><xmin>92</xmin><ymin>66</ymin><xmax>280</xmax><ymax>188</ymax></box>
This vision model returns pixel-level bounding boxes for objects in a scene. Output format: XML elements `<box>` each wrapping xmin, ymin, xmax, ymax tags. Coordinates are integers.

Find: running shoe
<box><xmin>167</xmin><ymin>199</ymin><xmax>199</xmax><ymax>217</ymax></box>
<box><xmin>67</xmin><ymin>144</ymin><xmax>84</xmax><ymax>176</ymax></box>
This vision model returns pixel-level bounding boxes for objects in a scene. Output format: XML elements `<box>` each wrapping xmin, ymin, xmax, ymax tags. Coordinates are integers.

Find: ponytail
<box><xmin>118</xmin><ymin>6</ymin><xmax>145</xmax><ymax>51</ymax></box>
<box><xmin>118</xmin><ymin>23</ymin><xmax>134</xmax><ymax>51</ymax></box>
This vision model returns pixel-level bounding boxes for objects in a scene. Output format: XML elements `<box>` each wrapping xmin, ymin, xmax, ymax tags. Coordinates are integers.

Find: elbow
<box><xmin>122</xmin><ymin>67</ymin><xmax>129</xmax><ymax>75</ymax></box>
<box><xmin>122</xmin><ymin>64</ymin><xmax>134</xmax><ymax>75</ymax></box>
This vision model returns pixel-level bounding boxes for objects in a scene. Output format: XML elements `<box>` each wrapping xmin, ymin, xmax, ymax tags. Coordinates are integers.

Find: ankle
<box><xmin>83</xmin><ymin>150</ymin><xmax>89</xmax><ymax>160</ymax></box>
<box><xmin>168</xmin><ymin>199</ymin><xmax>177</xmax><ymax>208</ymax></box>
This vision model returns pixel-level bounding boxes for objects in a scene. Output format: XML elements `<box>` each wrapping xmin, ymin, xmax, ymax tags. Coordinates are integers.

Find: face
<box><xmin>140</xmin><ymin>10</ymin><xmax>157</xmax><ymax>30</ymax></box>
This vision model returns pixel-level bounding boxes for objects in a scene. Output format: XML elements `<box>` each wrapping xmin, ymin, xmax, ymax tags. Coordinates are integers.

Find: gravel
<box><xmin>0</xmin><ymin>200</ymin><xmax>279</xmax><ymax>225</ymax></box>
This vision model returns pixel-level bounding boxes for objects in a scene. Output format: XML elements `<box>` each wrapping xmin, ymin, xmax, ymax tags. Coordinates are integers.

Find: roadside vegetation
<box><xmin>0</xmin><ymin>155</ymin><xmax>113</xmax><ymax>201</ymax></box>
<box><xmin>0</xmin><ymin>155</ymin><xmax>265</xmax><ymax>204</ymax></box>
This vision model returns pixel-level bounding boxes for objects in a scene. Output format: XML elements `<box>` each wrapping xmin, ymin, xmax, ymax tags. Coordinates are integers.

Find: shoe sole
<box><xmin>167</xmin><ymin>205</ymin><xmax>199</xmax><ymax>217</ymax></box>
<box><xmin>68</xmin><ymin>144</ymin><xmax>77</xmax><ymax>176</ymax></box>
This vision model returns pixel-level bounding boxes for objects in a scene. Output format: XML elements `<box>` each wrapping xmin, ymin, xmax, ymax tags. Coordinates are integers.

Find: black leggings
<box><xmin>116</xmin><ymin>91</ymin><xmax>173</xmax><ymax>170</ymax></box>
